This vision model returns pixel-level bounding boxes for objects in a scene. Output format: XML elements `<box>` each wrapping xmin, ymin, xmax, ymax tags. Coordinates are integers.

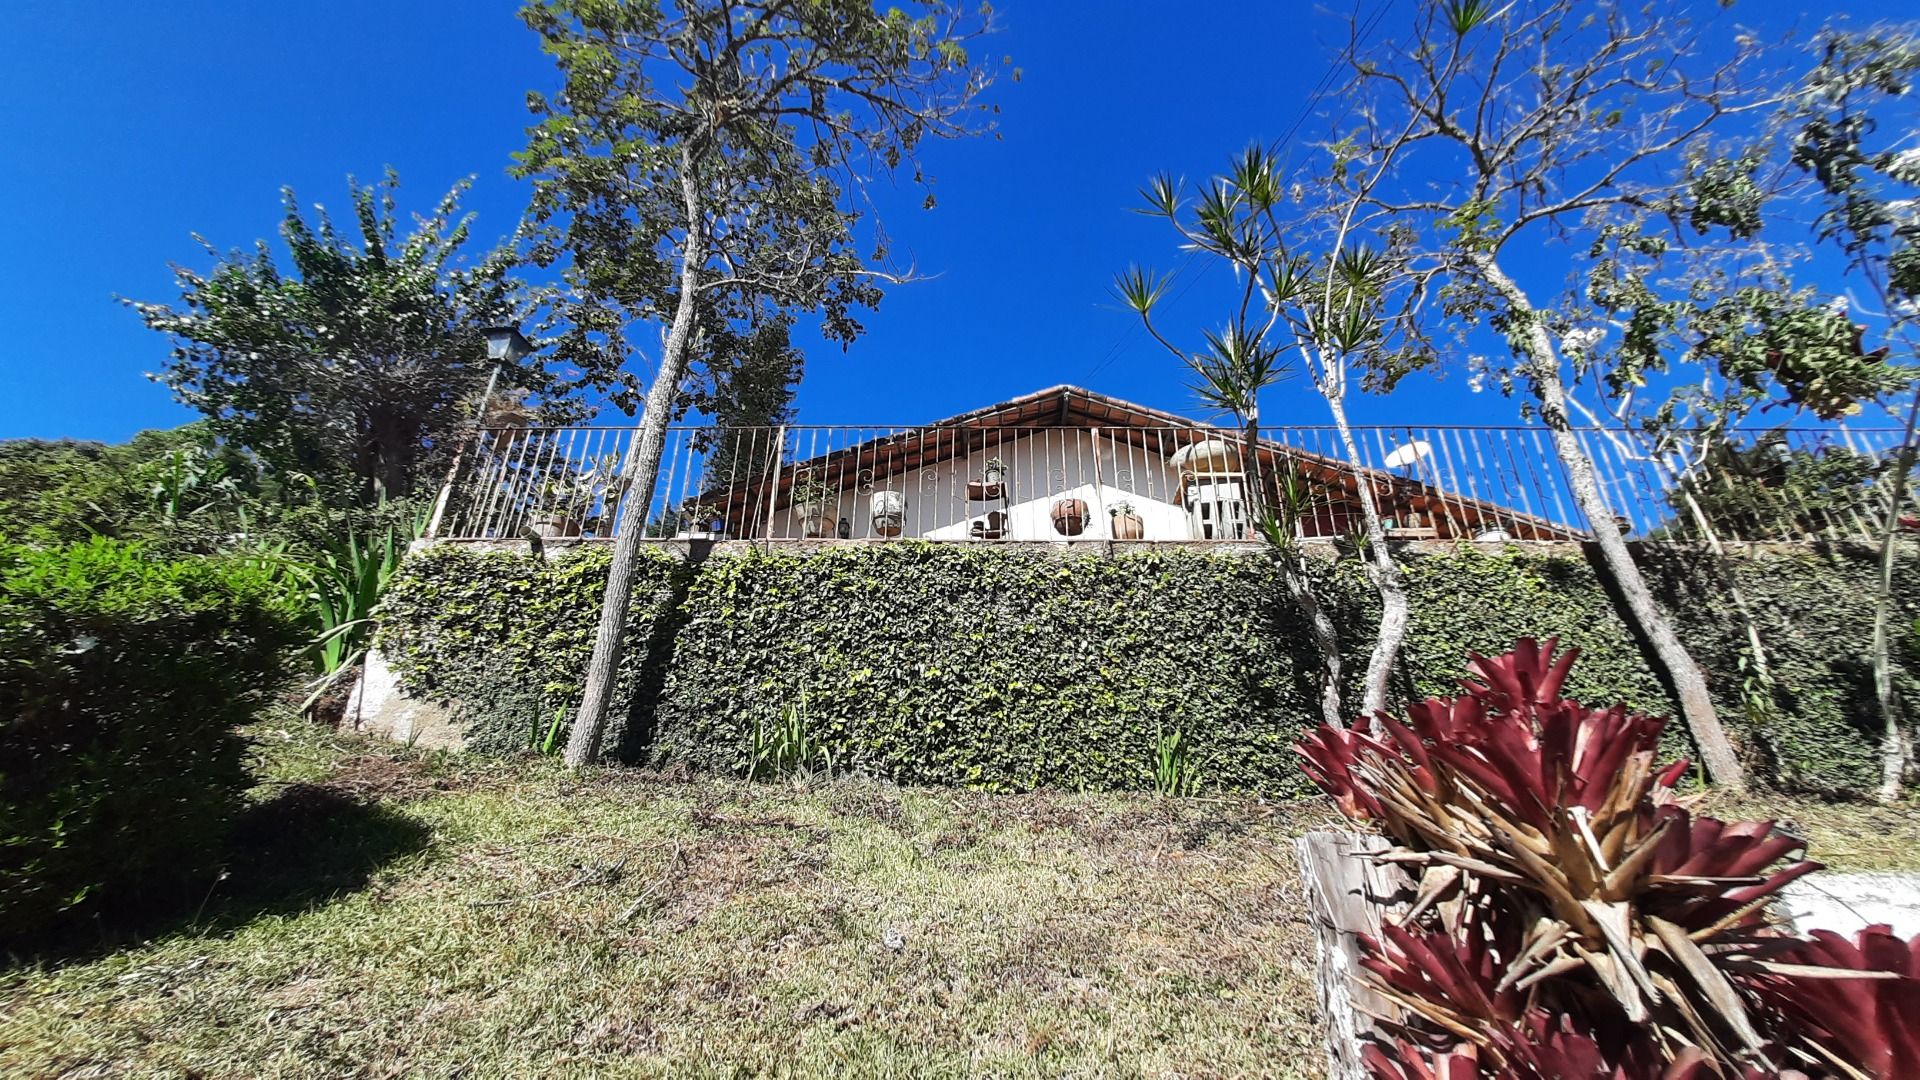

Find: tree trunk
<box><xmin>566</xmin><ymin>153</ymin><xmax>705</xmax><ymax>769</ymax></box>
<box><xmin>1323</xmin><ymin>386</ymin><xmax>1410</xmax><ymax>727</ymax></box>
<box><xmin>1245</xmin><ymin>414</ymin><xmax>1348</xmax><ymax>728</ymax></box>
<box><xmin>1477</xmin><ymin>256</ymin><xmax>1746</xmax><ymax>791</ymax></box>
<box><xmin>1874</xmin><ymin>386</ymin><xmax>1920</xmax><ymax>803</ymax></box>
<box><xmin>1289</xmin><ymin>555</ymin><xmax>1347</xmax><ymax>730</ymax></box>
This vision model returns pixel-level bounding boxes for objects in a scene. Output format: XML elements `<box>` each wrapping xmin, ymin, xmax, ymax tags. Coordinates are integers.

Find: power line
<box><xmin>1082</xmin><ymin>0</ymin><xmax>1395</xmax><ymax>383</ymax></box>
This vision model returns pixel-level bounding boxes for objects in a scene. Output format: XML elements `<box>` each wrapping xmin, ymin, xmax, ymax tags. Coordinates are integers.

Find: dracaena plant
<box><xmin>1298</xmin><ymin>638</ymin><xmax>1919</xmax><ymax>1078</ymax></box>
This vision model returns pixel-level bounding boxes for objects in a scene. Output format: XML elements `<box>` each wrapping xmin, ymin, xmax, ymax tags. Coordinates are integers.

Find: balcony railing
<box><xmin>430</xmin><ymin>422</ymin><xmax>1917</xmax><ymax>545</ymax></box>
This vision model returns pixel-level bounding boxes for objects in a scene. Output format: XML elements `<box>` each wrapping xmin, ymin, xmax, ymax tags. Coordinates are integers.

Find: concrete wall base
<box><xmin>340</xmin><ymin>648</ymin><xmax>464</xmax><ymax>750</ymax></box>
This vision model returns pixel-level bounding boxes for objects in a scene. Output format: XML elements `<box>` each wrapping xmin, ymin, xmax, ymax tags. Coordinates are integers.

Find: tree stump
<box><xmin>1296</xmin><ymin>830</ymin><xmax>1411</xmax><ymax>1080</ymax></box>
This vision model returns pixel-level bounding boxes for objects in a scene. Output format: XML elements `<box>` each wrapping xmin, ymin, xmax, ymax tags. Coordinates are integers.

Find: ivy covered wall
<box><xmin>374</xmin><ymin>541</ymin><xmax>1918</xmax><ymax>795</ymax></box>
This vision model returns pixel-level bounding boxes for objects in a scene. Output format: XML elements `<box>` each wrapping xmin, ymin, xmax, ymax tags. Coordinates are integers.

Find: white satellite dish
<box><xmin>1383</xmin><ymin>440</ymin><xmax>1433</xmax><ymax>470</ymax></box>
<box><xmin>1166</xmin><ymin>438</ymin><xmax>1241</xmax><ymax>473</ymax></box>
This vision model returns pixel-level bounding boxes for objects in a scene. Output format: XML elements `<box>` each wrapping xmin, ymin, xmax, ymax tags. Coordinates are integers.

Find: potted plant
<box><xmin>869</xmin><ymin>489</ymin><xmax>907</xmax><ymax>537</ymax></box>
<box><xmin>1108</xmin><ymin>500</ymin><xmax>1145</xmax><ymax>540</ymax></box>
<box><xmin>677</xmin><ymin>500</ymin><xmax>721</xmax><ymax>539</ymax></box>
<box><xmin>968</xmin><ymin>456</ymin><xmax>1008</xmax><ymax>501</ymax></box>
<box><xmin>788</xmin><ymin>475</ymin><xmax>837</xmax><ymax>538</ymax></box>
<box><xmin>1051</xmin><ymin>497</ymin><xmax>1089</xmax><ymax>536</ymax></box>
<box><xmin>530</xmin><ymin>471</ymin><xmax>592</xmax><ymax>538</ymax></box>
<box><xmin>573</xmin><ymin>454</ymin><xmax>631</xmax><ymax>537</ymax></box>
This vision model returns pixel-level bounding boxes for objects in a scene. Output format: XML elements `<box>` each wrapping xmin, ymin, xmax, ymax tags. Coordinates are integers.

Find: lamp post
<box><xmin>425</xmin><ymin>325</ymin><xmax>534</xmax><ymax>539</ymax></box>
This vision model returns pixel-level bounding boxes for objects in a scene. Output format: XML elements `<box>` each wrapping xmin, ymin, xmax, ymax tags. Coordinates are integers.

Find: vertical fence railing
<box><xmin>433</xmin><ymin>422</ymin><xmax>1915</xmax><ymax>544</ymax></box>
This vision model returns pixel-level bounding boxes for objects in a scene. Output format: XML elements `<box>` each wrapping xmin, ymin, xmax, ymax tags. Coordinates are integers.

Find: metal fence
<box><xmin>431</xmin><ymin>421</ymin><xmax>1917</xmax><ymax>544</ymax></box>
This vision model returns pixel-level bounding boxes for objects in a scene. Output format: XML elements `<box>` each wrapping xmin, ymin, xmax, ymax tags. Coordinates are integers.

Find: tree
<box><xmin>0</xmin><ymin>425</ymin><xmax>269</xmax><ymax>552</ymax></box>
<box><xmin>1568</xmin><ymin>23</ymin><xmax>1920</xmax><ymax>798</ymax></box>
<box><xmin>1318</xmin><ymin>0</ymin><xmax>1776</xmax><ymax>788</ymax></box>
<box><xmin>690</xmin><ymin>315</ymin><xmax>804</xmax><ymax>488</ymax></box>
<box><xmin>131</xmin><ymin>172</ymin><xmax>593</xmax><ymax>507</ymax></box>
<box><xmin>1117</xmin><ymin>138</ymin><xmax>1431</xmax><ymax>727</ymax></box>
<box><xmin>515</xmin><ymin>0</ymin><xmax>998</xmax><ymax>766</ymax></box>
<box><xmin>1772</xmin><ymin>26</ymin><xmax>1920</xmax><ymax>800</ymax></box>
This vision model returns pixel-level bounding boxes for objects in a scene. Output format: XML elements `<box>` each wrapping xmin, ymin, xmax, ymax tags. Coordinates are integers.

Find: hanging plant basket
<box><xmin>1110</xmin><ymin>510</ymin><xmax>1145</xmax><ymax>540</ymax></box>
<box><xmin>1051</xmin><ymin>498</ymin><xmax>1089</xmax><ymax>537</ymax></box>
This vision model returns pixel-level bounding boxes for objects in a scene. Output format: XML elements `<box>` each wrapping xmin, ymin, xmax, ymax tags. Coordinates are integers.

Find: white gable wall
<box><xmin>761</xmin><ymin>429</ymin><xmax>1214</xmax><ymax>541</ymax></box>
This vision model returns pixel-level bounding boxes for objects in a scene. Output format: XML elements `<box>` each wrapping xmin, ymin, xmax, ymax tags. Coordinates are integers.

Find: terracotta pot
<box><xmin>1051</xmin><ymin>498</ymin><xmax>1089</xmax><ymax>537</ymax></box>
<box><xmin>1110</xmin><ymin>512</ymin><xmax>1145</xmax><ymax>540</ymax></box>
<box><xmin>530</xmin><ymin>514</ymin><xmax>582</xmax><ymax>539</ymax></box>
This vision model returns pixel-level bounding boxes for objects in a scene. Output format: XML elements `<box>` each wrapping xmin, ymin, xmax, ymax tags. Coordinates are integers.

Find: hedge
<box><xmin>373</xmin><ymin>541</ymin><xmax>1918</xmax><ymax>795</ymax></box>
<box><xmin>377</xmin><ymin>544</ymin><xmax>689</xmax><ymax>756</ymax></box>
<box><xmin>1</xmin><ymin>539</ymin><xmax>302</xmax><ymax>939</ymax></box>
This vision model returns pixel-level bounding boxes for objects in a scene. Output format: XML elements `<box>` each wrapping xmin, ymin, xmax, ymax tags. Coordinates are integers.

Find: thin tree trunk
<box><xmin>1323</xmin><ymin>386</ymin><xmax>1410</xmax><ymax>727</ymax></box>
<box><xmin>1874</xmin><ymin>385</ymin><xmax>1920</xmax><ymax>802</ymax></box>
<box><xmin>1245</xmin><ymin>413</ymin><xmax>1347</xmax><ymax>728</ymax></box>
<box><xmin>1289</xmin><ymin>555</ymin><xmax>1347</xmax><ymax>730</ymax></box>
<box><xmin>1477</xmin><ymin>256</ymin><xmax>1746</xmax><ymax>791</ymax></box>
<box><xmin>566</xmin><ymin>152</ymin><xmax>705</xmax><ymax>768</ymax></box>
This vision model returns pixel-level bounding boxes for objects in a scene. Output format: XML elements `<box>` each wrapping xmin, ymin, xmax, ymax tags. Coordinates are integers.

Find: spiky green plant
<box><xmin>306</xmin><ymin>505</ymin><xmax>428</xmax><ymax>674</ymax></box>
<box><xmin>750</xmin><ymin>696</ymin><xmax>832</xmax><ymax>781</ymax></box>
<box><xmin>1154</xmin><ymin>729</ymin><xmax>1200</xmax><ymax>797</ymax></box>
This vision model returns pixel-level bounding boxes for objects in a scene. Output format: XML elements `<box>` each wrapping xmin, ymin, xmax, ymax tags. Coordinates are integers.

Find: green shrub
<box><xmin>375</xmin><ymin>544</ymin><xmax>686</xmax><ymax>755</ymax></box>
<box><xmin>0</xmin><ymin>539</ymin><xmax>301</xmax><ymax>939</ymax></box>
<box><xmin>375</xmin><ymin>541</ymin><xmax>1918</xmax><ymax>795</ymax></box>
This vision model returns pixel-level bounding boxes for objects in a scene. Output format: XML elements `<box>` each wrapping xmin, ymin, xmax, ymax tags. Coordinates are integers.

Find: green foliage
<box><xmin>375</xmin><ymin>541</ymin><xmax>1917</xmax><ymax>795</ymax></box>
<box><xmin>1687</xmin><ymin>286</ymin><xmax>1909</xmax><ymax>421</ymax></box>
<box><xmin>1153</xmin><ymin>729</ymin><xmax>1200</xmax><ymax>797</ymax></box>
<box><xmin>127</xmin><ymin>172</ymin><xmax>589</xmax><ymax>507</ymax></box>
<box><xmin>1664</xmin><ymin>437</ymin><xmax>1894</xmax><ymax>541</ymax></box>
<box><xmin>516</xmin><ymin>0</ymin><xmax>995</xmax><ymax>374</ymax></box>
<box><xmin>750</xmin><ymin>697</ymin><xmax>832</xmax><ymax>781</ymax></box>
<box><xmin>0</xmin><ymin>425</ymin><xmax>276</xmax><ymax>552</ymax></box>
<box><xmin>301</xmin><ymin>510</ymin><xmax>428</xmax><ymax>674</ymax></box>
<box><xmin>688</xmin><ymin>319</ymin><xmax>803</xmax><ymax>485</ymax></box>
<box><xmin>374</xmin><ymin>544</ymin><xmax>686</xmax><ymax>756</ymax></box>
<box><xmin>1788</xmin><ymin>29</ymin><xmax>1920</xmax><ymax>307</ymax></box>
<box><xmin>0</xmin><ymin>539</ymin><xmax>303</xmax><ymax>939</ymax></box>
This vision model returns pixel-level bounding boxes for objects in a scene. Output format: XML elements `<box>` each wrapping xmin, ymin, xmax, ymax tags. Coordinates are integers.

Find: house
<box><xmin>684</xmin><ymin>385</ymin><xmax>1580</xmax><ymax>543</ymax></box>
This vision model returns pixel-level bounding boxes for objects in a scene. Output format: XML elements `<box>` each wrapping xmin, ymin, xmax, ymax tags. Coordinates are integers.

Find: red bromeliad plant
<box><xmin>1298</xmin><ymin>638</ymin><xmax>1919</xmax><ymax>1078</ymax></box>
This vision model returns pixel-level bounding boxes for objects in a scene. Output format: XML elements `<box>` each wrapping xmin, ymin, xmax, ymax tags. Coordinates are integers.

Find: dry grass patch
<box><xmin>0</xmin><ymin>725</ymin><xmax>1332</xmax><ymax>1079</ymax></box>
<box><xmin>9</xmin><ymin>723</ymin><xmax>1908</xmax><ymax>1079</ymax></box>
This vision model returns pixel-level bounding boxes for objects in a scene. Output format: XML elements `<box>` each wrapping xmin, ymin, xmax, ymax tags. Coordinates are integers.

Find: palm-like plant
<box><xmin>1119</xmin><ymin>139</ymin><xmax>1416</xmax><ymax>728</ymax></box>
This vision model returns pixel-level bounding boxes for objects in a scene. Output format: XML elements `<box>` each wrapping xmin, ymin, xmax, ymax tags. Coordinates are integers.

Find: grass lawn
<box><xmin>5</xmin><ymin>722</ymin><xmax>1917</xmax><ymax>1079</ymax></box>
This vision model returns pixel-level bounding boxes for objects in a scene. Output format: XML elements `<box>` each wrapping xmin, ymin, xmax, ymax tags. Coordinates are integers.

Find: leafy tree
<box><xmin>1774</xmin><ymin>26</ymin><xmax>1920</xmax><ymax>800</ymax></box>
<box><xmin>0</xmin><ymin>425</ymin><xmax>269</xmax><ymax>552</ymax></box>
<box><xmin>1118</xmin><ymin>140</ymin><xmax>1428</xmax><ymax>728</ymax></box>
<box><xmin>1308</xmin><ymin>0</ymin><xmax>1798</xmax><ymax>788</ymax></box>
<box><xmin>130</xmin><ymin>172</ymin><xmax>601</xmax><ymax>507</ymax></box>
<box><xmin>1570</xmin><ymin>23</ymin><xmax>1920</xmax><ymax>797</ymax></box>
<box><xmin>515</xmin><ymin>0</ymin><xmax>999</xmax><ymax>765</ymax></box>
<box><xmin>1663</xmin><ymin>438</ymin><xmax>1893</xmax><ymax>543</ymax></box>
<box><xmin>689</xmin><ymin>316</ymin><xmax>804</xmax><ymax>488</ymax></box>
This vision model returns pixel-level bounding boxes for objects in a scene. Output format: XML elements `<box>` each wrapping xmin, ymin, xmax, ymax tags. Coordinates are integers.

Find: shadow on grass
<box><xmin>3</xmin><ymin>783</ymin><xmax>431</xmax><ymax>969</ymax></box>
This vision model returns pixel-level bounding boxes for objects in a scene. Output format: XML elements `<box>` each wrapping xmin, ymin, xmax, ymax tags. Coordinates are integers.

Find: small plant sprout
<box><xmin>1154</xmin><ymin>728</ymin><xmax>1200</xmax><ymax>797</ymax></box>
<box><xmin>750</xmin><ymin>694</ymin><xmax>833</xmax><ymax>782</ymax></box>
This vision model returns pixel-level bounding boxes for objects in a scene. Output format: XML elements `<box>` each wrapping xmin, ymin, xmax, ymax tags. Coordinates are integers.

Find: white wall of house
<box><xmin>762</xmin><ymin>429</ymin><xmax>1217</xmax><ymax>542</ymax></box>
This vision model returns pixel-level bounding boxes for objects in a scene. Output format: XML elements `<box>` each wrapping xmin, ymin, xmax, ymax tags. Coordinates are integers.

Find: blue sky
<box><xmin>0</xmin><ymin>0</ymin><xmax>1904</xmax><ymax>443</ymax></box>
